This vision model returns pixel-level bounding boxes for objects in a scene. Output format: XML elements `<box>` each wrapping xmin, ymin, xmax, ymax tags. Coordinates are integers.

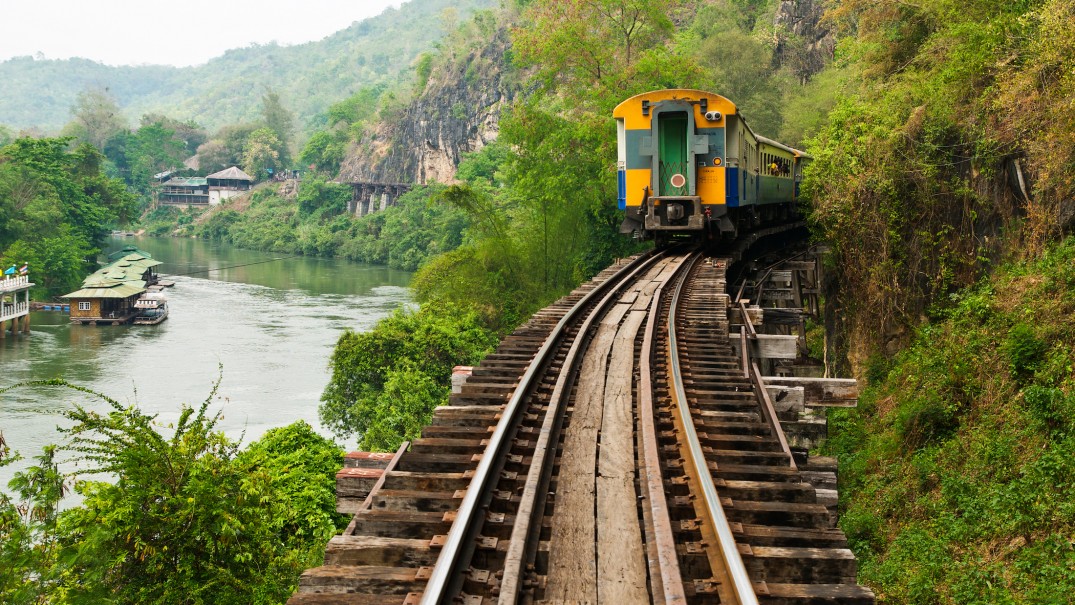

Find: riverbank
<box><xmin>140</xmin><ymin>177</ymin><xmax>467</xmax><ymax>273</ymax></box>
<box><xmin>0</xmin><ymin>236</ymin><xmax>413</xmax><ymax>489</ymax></box>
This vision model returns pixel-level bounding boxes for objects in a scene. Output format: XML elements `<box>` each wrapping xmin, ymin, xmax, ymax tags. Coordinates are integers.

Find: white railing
<box><xmin>0</xmin><ymin>275</ymin><xmax>30</xmax><ymax>292</ymax></box>
<box><xmin>0</xmin><ymin>302</ymin><xmax>29</xmax><ymax>322</ymax></box>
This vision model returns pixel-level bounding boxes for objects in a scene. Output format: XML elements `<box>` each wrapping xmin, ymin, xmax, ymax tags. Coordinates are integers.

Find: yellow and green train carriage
<box><xmin>614</xmin><ymin>89</ymin><xmax>810</xmax><ymax>242</ymax></box>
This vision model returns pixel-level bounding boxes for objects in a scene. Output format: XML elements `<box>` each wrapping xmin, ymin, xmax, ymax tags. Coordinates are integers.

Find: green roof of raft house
<box><xmin>62</xmin><ymin>250</ymin><xmax>162</xmax><ymax>325</ymax></box>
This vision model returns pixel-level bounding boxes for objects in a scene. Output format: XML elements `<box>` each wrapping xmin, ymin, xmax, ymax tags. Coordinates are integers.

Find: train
<box><xmin>614</xmin><ymin>89</ymin><xmax>810</xmax><ymax>243</ymax></box>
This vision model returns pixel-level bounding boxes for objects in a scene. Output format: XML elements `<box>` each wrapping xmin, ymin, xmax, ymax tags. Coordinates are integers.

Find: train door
<box><xmin>658</xmin><ymin>112</ymin><xmax>689</xmax><ymax>196</ymax></box>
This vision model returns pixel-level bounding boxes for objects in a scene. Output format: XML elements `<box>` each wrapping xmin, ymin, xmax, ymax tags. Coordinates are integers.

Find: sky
<box><xmin>0</xmin><ymin>0</ymin><xmax>405</xmax><ymax>67</ymax></box>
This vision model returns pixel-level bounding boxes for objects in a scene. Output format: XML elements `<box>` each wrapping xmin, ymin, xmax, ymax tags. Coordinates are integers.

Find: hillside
<box><xmin>0</xmin><ymin>0</ymin><xmax>495</xmax><ymax>134</ymax></box>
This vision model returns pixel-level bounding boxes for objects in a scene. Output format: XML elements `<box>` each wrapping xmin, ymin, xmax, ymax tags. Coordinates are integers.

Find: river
<box><xmin>0</xmin><ymin>236</ymin><xmax>412</xmax><ymax>489</ymax></box>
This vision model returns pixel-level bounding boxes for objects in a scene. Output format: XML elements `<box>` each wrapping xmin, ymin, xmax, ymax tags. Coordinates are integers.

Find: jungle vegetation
<box><xmin>316</xmin><ymin>0</ymin><xmax>837</xmax><ymax>451</ymax></box>
<box><xmin>5</xmin><ymin>0</ymin><xmax>1075</xmax><ymax>602</ymax></box>
<box><xmin>0</xmin><ymin>137</ymin><xmax>136</xmax><ymax>298</ymax></box>
<box><xmin>0</xmin><ymin>381</ymin><xmax>347</xmax><ymax>604</ymax></box>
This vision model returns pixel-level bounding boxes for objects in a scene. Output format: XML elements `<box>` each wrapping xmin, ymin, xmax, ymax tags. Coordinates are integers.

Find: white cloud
<box><xmin>0</xmin><ymin>0</ymin><xmax>404</xmax><ymax>67</ymax></box>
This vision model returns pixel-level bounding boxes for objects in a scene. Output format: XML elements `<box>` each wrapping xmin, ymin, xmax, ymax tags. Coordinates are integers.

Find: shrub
<box><xmin>1002</xmin><ymin>323</ymin><xmax>1047</xmax><ymax>382</ymax></box>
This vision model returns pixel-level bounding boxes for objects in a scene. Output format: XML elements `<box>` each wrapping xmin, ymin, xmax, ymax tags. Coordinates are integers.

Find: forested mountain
<box><xmin>0</xmin><ymin>0</ymin><xmax>495</xmax><ymax>134</ymax></box>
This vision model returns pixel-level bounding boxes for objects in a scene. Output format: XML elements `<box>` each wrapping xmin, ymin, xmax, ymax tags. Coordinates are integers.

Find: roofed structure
<box><xmin>207</xmin><ymin>166</ymin><xmax>253</xmax><ymax>181</ymax></box>
<box><xmin>159</xmin><ymin>176</ymin><xmax>209</xmax><ymax>206</ymax></box>
<box><xmin>62</xmin><ymin>250</ymin><xmax>162</xmax><ymax>325</ymax></box>
<box><xmin>207</xmin><ymin>166</ymin><xmax>253</xmax><ymax>204</ymax></box>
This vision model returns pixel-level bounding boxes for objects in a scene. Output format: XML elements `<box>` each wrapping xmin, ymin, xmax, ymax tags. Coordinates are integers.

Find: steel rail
<box><xmin>667</xmin><ymin>254</ymin><xmax>759</xmax><ymax>605</ymax></box>
<box><xmin>496</xmin><ymin>250</ymin><xmax>671</xmax><ymax>603</ymax></box>
<box><xmin>635</xmin><ymin>253</ymin><xmax>694</xmax><ymax>604</ymax></box>
<box><xmin>419</xmin><ymin>251</ymin><xmax>659</xmax><ymax>605</ymax></box>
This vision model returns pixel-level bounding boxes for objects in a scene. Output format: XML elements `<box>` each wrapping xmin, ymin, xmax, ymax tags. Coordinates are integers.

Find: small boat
<box><xmin>133</xmin><ymin>292</ymin><xmax>169</xmax><ymax>325</ymax></box>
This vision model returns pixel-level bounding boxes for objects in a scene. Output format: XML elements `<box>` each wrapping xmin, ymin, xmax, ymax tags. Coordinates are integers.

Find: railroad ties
<box><xmin>288</xmin><ymin>259</ymin><xmax>638</xmax><ymax>604</ymax></box>
<box><xmin>289</xmin><ymin>251</ymin><xmax>874</xmax><ymax>604</ymax></box>
<box><xmin>663</xmin><ymin>257</ymin><xmax>873</xmax><ymax>603</ymax></box>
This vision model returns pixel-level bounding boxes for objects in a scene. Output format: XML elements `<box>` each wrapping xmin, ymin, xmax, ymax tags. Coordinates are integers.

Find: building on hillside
<box><xmin>207</xmin><ymin>166</ymin><xmax>253</xmax><ymax>204</ymax></box>
<box><xmin>158</xmin><ymin>176</ymin><xmax>209</xmax><ymax>207</ymax></box>
<box><xmin>62</xmin><ymin>252</ymin><xmax>163</xmax><ymax>326</ymax></box>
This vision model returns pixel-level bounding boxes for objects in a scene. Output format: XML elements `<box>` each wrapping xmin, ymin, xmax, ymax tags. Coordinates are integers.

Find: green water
<box><xmin>0</xmin><ymin>236</ymin><xmax>412</xmax><ymax>487</ymax></box>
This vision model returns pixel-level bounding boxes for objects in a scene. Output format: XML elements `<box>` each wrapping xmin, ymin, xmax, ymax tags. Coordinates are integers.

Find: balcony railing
<box><xmin>0</xmin><ymin>275</ymin><xmax>31</xmax><ymax>292</ymax></box>
<box><xmin>0</xmin><ymin>301</ymin><xmax>29</xmax><ymax>322</ymax></box>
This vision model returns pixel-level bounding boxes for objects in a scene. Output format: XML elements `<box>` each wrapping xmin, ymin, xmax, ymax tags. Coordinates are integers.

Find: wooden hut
<box><xmin>207</xmin><ymin>166</ymin><xmax>253</xmax><ymax>204</ymax></box>
<box><xmin>62</xmin><ymin>252</ymin><xmax>163</xmax><ymax>326</ymax></box>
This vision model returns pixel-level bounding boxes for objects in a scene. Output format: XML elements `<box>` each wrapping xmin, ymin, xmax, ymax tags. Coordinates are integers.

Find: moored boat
<box><xmin>133</xmin><ymin>292</ymin><xmax>168</xmax><ymax>325</ymax></box>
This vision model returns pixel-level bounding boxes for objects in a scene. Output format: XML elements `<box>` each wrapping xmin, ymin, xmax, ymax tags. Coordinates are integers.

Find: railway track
<box><xmin>289</xmin><ymin>248</ymin><xmax>874</xmax><ymax>604</ymax></box>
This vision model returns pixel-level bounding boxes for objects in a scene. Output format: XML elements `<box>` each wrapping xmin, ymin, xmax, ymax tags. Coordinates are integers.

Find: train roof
<box><xmin>613</xmin><ymin>89</ymin><xmax>738</xmax><ymax>117</ymax></box>
<box><xmin>755</xmin><ymin>135</ymin><xmax>812</xmax><ymax>160</ymax></box>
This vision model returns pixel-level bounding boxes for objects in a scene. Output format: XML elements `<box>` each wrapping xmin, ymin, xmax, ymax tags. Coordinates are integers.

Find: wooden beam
<box><xmin>761</xmin><ymin>377</ymin><xmax>858</xmax><ymax>407</ymax></box>
<box><xmin>728</xmin><ymin>334</ymin><xmax>798</xmax><ymax>360</ymax></box>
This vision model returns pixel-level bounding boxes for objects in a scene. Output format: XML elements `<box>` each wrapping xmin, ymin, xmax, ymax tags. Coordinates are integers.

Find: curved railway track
<box><xmin>289</xmin><ymin>248</ymin><xmax>874</xmax><ymax>605</ymax></box>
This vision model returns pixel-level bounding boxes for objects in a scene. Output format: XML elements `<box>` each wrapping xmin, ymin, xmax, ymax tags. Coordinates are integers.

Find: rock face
<box><xmin>774</xmin><ymin>0</ymin><xmax>834</xmax><ymax>82</ymax></box>
<box><xmin>338</xmin><ymin>27</ymin><xmax>516</xmax><ymax>185</ymax></box>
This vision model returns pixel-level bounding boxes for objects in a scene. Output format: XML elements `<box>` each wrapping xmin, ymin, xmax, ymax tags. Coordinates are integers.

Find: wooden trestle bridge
<box><xmin>289</xmin><ymin>237</ymin><xmax>874</xmax><ymax>604</ymax></box>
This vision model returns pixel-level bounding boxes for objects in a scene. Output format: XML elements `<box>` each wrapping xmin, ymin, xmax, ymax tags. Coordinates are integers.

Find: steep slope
<box><xmin>0</xmin><ymin>0</ymin><xmax>496</xmax><ymax>133</ymax></box>
<box><xmin>337</xmin><ymin>20</ymin><xmax>516</xmax><ymax>185</ymax></box>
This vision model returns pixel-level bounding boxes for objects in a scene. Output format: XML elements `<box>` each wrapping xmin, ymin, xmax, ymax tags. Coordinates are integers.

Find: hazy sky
<box><xmin>0</xmin><ymin>0</ymin><xmax>405</xmax><ymax>67</ymax></box>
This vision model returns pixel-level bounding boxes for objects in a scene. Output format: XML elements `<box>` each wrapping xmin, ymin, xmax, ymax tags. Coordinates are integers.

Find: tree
<box><xmin>299</xmin><ymin>131</ymin><xmax>346</xmax><ymax>174</ymax></box>
<box><xmin>48</xmin><ymin>381</ymin><xmax>319</xmax><ymax>603</ymax></box>
<box><xmin>140</xmin><ymin>113</ymin><xmax>207</xmax><ymax>155</ymax></box>
<box><xmin>0</xmin><ymin>439</ymin><xmax>66</xmax><ymax>604</ymax></box>
<box><xmin>127</xmin><ymin>123</ymin><xmax>189</xmax><ymax>191</ymax></box>
<box><xmin>242</xmin><ymin>127</ymin><xmax>282</xmax><ymax>180</ymax></box>
<box><xmin>63</xmin><ymin>88</ymin><xmax>127</xmax><ymax>150</ymax></box>
<box><xmin>194</xmin><ymin>139</ymin><xmax>232</xmax><ymax>174</ymax></box>
<box><xmin>320</xmin><ymin>304</ymin><xmax>496</xmax><ymax>449</ymax></box>
<box><xmin>260</xmin><ymin>90</ymin><xmax>294</xmax><ymax>166</ymax></box>
<box><xmin>514</xmin><ymin>0</ymin><xmax>679</xmax><ymax>101</ymax></box>
<box><xmin>1</xmin><ymin>229</ymin><xmax>95</xmax><ymax>299</ymax></box>
<box><xmin>0</xmin><ymin>377</ymin><xmax>350</xmax><ymax>604</ymax></box>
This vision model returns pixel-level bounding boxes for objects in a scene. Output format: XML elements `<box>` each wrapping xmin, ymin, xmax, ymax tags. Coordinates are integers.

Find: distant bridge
<box><xmin>344</xmin><ymin>182</ymin><xmax>411</xmax><ymax>217</ymax></box>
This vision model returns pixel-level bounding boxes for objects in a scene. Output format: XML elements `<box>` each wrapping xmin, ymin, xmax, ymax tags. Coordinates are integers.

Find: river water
<box><xmin>0</xmin><ymin>236</ymin><xmax>412</xmax><ymax>489</ymax></box>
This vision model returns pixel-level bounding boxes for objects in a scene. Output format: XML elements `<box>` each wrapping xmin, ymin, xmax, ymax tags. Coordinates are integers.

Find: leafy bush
<box><xmin>320</xmin><ymin>301</ymin><xmax>497</xmax><ymax>450</ymax></box>
<box><xmin>1002</xmin><ymin>323</ymin><xmax>1048</xmax><ymax>382</ymax></box>
<box><xmin>0</xmin><ymin>379</ymin><xmax>346</xmax><ymax>604</ymax></box>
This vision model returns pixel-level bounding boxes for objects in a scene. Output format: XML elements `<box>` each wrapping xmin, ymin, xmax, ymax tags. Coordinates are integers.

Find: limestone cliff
<box><xmin>337</xmin><ymin>26</ymin><xmax>516</xmax><ymax>185</ymax></box>
<box><xmin>774</xmin><ymin>0</ymin><xmax>834</xmax><ymax>82</ymax></box>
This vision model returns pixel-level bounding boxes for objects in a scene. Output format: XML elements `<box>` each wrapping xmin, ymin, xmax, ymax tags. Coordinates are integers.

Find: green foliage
<box><xmin>191</xmin><ymin>182</ymin><xmax>467</xmax><ymax>271</ymax></box>
<box><xmin>807</xmin><ymin>0</ymin><xmax>1075</xmax><ymax>359</ymax></box>
<box><xmin>0</xmin><ymin>136</ymin><xmax>135</xmax><ymax>297</ymax></box>
<box><xmin>242</xmin><ymin>127</ymin><xmax>283</xmax><ymax>180</ymax></box>
<box><xmin>260</xmin><ymin>90</ymin><xmax>294</xmax><ymax>167</ymax></box>
<box><xmin>105</xmin><ymin>119</ymin><xmax>193</xmax><ymax>194</ymax></box>
<box><xmin>823</xmin><ymin>237</ymin><xmax>1075</xmax><ymax>602</ymax></box>
<box><xmin>1</xmin><ymin>229</ymin><xmax>95</xmax><ymax>299</ymax></box>
<box><xmin>320</xmin><ymin>302</ymin><xmax>497</xmax><ymax>449</ymax></box>
<box><xmin>1001</xmin><ymin>323</ymin><xmax>1047</xmax><ymax>383</ymax></box>
<box><xmin>0</xmin><ymin>379</ymin><xmax>346</xmax><ymax>604</ymax></box>
<box><xmin>299</xmin><ymin>131</ymin><xmax>346</xmax><ymax>174</ymax></box>
<box><xmin>0</xmin><ymin>443</ymin><xmax>66</xmax><ymax>604</ymax></box>
<box><xmin>61</xmin><ymin>88</ymin><xmax>128</xmax><ymax>150</ymax></box>
<box><xmin>234</xmin><ymin>421</ymin><xmax>349</xmax><ymax>547</ymax></box>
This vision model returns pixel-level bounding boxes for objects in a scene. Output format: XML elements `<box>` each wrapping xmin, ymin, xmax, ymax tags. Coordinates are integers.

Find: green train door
<box><xmin>658</xmin><ymin>112</ymin><xmax>689</xmax><ymax>196</ymax></box>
